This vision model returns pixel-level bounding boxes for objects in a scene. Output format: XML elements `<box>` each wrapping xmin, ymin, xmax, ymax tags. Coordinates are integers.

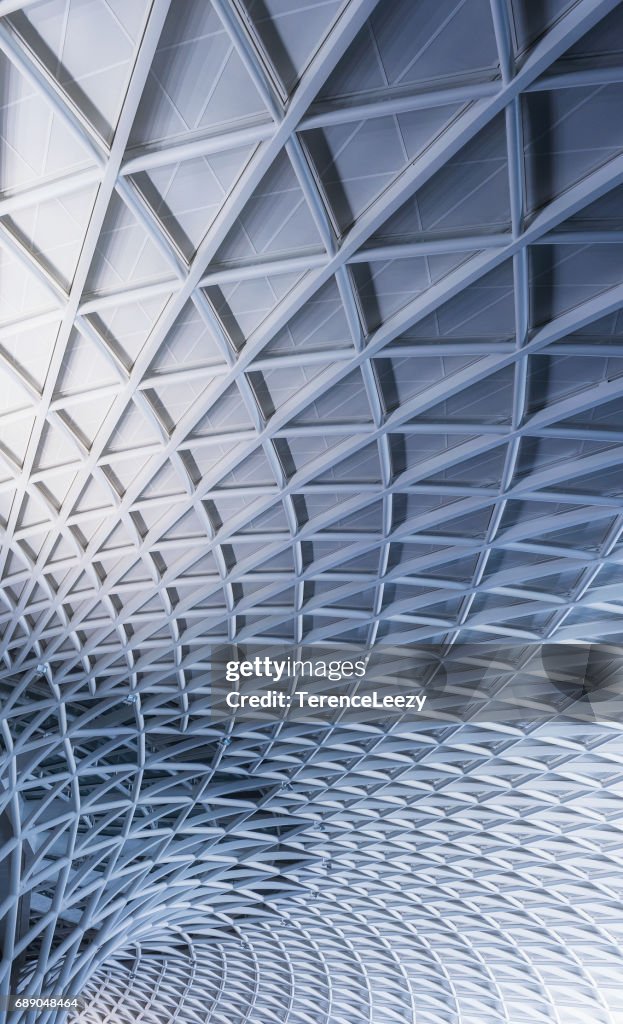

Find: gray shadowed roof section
<box><xmin>1</xmin><ymin>0</ymin><xmax>623</xmax><ymax>1022</ymax></box>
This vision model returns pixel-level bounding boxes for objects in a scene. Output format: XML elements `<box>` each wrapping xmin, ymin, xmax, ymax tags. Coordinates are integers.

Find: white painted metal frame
<box><xmin>1</xmin><ymin>0</ymin><xmax>623</xmax><ymax>1021</ymax></box>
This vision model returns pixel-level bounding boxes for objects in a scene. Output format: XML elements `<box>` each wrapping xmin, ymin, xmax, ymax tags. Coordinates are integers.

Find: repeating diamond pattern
<box><xmin>1</xmin><ymin>0</ymin><xmax>623</xmax><ymax>1021</ymax></box>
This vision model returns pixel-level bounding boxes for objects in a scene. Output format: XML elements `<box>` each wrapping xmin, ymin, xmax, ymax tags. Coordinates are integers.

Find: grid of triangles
<box><xmin>3</xmin><ymin>666</ymin><xmax>623</xmax><ymax>1024</ymax></box>
<box><xmin>2</xmin><ymin>0</ymin><xmax>623</xmax><ymax>1021</ymax></box>
<box><xmin>1</xmin><ymin>0</ymin><xmax>623</xmax><ymax>689</ymax></box>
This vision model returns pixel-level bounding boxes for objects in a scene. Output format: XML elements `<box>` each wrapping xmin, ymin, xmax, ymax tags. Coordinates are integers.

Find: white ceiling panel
<box><xmin>0</xmin><ymin>0</ymin><xmax>623</xmax><ymax>1021</ymax></box>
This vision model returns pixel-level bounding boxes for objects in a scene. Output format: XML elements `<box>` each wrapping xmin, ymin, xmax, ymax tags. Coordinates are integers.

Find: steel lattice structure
<box><xmin>2</xmin><ymin>0</ymin><xmax>623</xmax><ymax>1020</ymax></box>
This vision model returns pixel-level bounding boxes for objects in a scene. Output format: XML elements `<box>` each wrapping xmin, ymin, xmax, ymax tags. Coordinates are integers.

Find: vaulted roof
<box><xmin>1</xmin><ymin>1</ymin><xmax>623</xmax><ymax>1021</ymax></box>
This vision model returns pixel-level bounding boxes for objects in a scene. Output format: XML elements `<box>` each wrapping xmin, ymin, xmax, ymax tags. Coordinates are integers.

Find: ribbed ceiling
<box><xmin>2</xmin><ymin>0</ymin><xmax>623</xmax><ymax>1021</ymax></box>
